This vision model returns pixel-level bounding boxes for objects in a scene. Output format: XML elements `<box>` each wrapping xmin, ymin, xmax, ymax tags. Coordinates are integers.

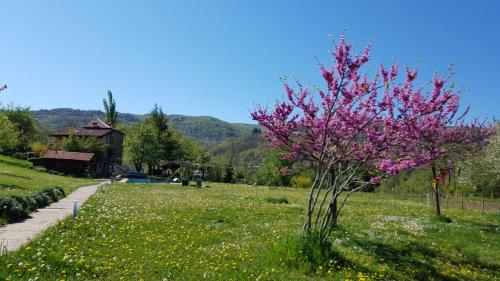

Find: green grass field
<box><xmin>1</xmin><ymin>183</ymin><xmax>498</xmax><ymax>280</ymax></box>
<box><xmin>0</xmin><ymin>155</ymin><xmax>95</xmax><ymax>198</ymax></box>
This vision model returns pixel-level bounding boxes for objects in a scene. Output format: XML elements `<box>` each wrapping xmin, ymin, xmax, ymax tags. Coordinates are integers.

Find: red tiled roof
<box><xmin>50</xmin><ymin>128</ymin><xmax>113</xmax><ymax>137</ymax></box>
<box><xmin>42</xmin><ymin>150</ymin><xmax>95</xmax><ymax>161</ymax></box>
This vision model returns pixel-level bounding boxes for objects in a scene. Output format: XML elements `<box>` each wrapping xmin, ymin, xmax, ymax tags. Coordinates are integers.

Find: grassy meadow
<box><xmin>0</xmin><ymin>155</ymin><xmax>95</xmax><ymax>198</ymax></box>
<box><xmin>0</xmin><ymin>183</ymin><xmax>498</xmax><ymax>280</ymax></box>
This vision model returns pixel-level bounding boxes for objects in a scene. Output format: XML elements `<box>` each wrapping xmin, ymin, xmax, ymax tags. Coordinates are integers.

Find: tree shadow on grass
<box><xmin>351</xmin><ymin>238</ymin><xmax>500</xmax><ymax>281</ymax></box>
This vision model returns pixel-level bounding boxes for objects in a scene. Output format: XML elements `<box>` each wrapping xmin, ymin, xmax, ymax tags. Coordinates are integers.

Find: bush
<box><xmin>0</xmin><ymin>197</ymin><xmax>26</xmax><ymax>221</ymax></box>
<box><xmin>12</xmin><ymin>196</ymin><xmax>37</xmax><ymax>212</ymax></box>
<box><xmin>265</xmin><ymin>197</ymin><xmax>290</xmax><ymax>204</ymax></box>
<box><xmin>34</xmin><ymin>193</ymin><xmax>50</xmax><ymax>208</ymax></box>
<box><xmin>31</xmin><ymin>142</ymin><xmax>49</xmax><ymax>158</ymax></box>
<box><xmin>0</xmin><ymin>187</ymin><xmax>66</xmax><ymax>223</ymax></box>
<box><xmin>48</xmin><ymin>170</ymin><xmax>64</xmax><ymax>176</ymax></box>
<box><xmin>33</xmin><ymin>166</ymin><xmax>47</xmax><ymax>173</ymax></box>
<box><xmin>291</xmin><ymin>176</ymin><xmax>312</xmax><ymax>189</ymax></box>
<box><xmin>432</xmin><ymin>215</ymin><xmax>453</xmax><ymax>223</ymax></box>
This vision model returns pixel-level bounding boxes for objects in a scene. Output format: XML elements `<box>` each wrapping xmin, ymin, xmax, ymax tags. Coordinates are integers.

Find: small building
<box><xmin>49</xmin><ymin>118</ymin><xmax>125</xmax><ymax>176</ymax></box>
<box><xmin>32</xmin><ymin>150</ymin><xmax>96</xmax><ymax>177</ymax></box>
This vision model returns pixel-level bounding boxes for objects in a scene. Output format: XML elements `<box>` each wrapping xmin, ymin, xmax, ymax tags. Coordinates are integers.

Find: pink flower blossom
<box><xmin>251</xmin><ymin>36</ymin><xmax>494</xmax><ymax>181</ymax></box>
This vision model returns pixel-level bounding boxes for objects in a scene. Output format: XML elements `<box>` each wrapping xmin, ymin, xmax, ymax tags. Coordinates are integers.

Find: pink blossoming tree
<box><xmin>251</xmin><ymin>36</ymin><xmax>493</xmax><ymax>242</ymax></box>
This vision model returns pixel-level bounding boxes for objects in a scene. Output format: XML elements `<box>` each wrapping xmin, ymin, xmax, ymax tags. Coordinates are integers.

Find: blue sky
<box><xmin>0</xmin><ymin>1</ymin><xmax>498</xmax><ymax>123</ymax></box>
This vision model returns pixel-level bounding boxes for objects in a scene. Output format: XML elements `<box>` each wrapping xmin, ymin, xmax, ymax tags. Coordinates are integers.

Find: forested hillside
<box><xmin>31</xmin><ymin>108</ymin><xmax>258</xmax><ymax>146</ymax></box>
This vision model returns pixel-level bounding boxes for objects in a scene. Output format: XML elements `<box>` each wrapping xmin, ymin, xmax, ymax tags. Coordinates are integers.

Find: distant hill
<box><xmin>31</xmin><ymin>108</ymin><xmax>144</xmax><ymax>131</ymax></box>
<box><xmin>31</xmin><ymin>108</ymin><xmax>259</xmax><ymax>146</ymax></box>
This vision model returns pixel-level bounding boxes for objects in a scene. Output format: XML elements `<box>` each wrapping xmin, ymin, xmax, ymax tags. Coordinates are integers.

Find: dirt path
<box><xmin>0</xmin><ymin>181</ymin><xmax>108</xmax><ymax>254</ymax></box>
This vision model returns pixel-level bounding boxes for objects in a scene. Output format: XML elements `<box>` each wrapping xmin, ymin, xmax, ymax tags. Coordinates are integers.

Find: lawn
<box><xmin>0</xmin><ymin>155</ymin><xmax>95</xmax><ymax>198</ymax></box>
<box><xmin>1</xmin><ymin>183</ymin><xmax>499</xmax><ymax>280</ymax></box>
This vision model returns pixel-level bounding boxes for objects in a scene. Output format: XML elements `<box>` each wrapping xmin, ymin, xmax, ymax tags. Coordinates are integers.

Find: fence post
<box><xmin>481</xmin><ymin>193</ymin><xmax>485</xmax><ymax>215</ymax></box>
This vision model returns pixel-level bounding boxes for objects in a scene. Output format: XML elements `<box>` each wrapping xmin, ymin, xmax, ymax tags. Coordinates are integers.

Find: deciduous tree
<box><xmin>59</xmin><ymin>133</ymin><xmax>107</xmax><ymax>161</ymax></box>
<box><xmin>1</xmin><ymin>106</ymin><xmax>37</xmax><ymax>152</ymax></box>
<box><xmin>251</xmin><ymin>36</ymin><xmax>493</xmax><ymax>242</ymax></box>
<box><xmin>0</xmin><ymin>112</ymin><xmax>19</xmax><ymax>152</ymax></box>
<box><xmin>123</xmin><ymin>122</ymin><xmax>160</xmax><ymax>172</ymax></box>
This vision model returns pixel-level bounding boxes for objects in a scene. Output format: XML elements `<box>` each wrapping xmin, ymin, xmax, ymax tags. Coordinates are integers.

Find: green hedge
<box><xmin>0</xmin><ymin>188</ymin><xmax>66</xmax><ymax>222</ymax></box>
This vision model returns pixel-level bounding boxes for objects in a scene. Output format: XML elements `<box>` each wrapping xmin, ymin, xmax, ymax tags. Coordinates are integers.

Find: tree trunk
<box><xmin>431</xmin><ymin>165</ymin><xmax>441</xmax><ymax>216</ymax></box>
<box><xmin>134</xmin><ymin>162</ymin><xmax>143</xmax><ymax>172</ymax></box>
<box><xmin>329</xmin><ymin>170</ymin><xmax>337</xmax><ymax>228</ymax></box>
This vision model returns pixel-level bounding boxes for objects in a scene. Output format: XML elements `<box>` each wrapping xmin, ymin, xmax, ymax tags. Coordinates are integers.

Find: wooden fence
<box><xmin>380</xmin><ymin>190</ymin><xmax>500</xmax><ymax>214</ymax></box>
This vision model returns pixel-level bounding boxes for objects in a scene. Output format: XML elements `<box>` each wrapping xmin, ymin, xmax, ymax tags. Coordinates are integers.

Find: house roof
<box><xmin>50</xmin><ymin>117</ymin><xmax>124</xmax><ymax>137</ymax></box>
<box><xmin>42</xmin><ymin>150</ymin><xmax>95</xmax><ymax>162</ymax></box>
<box><xmin>84</xmin><ymin>118</ymin><xmax>112</xmax><ymax>129</ymax></box>
<box><xmin>50</xmin><ymin>128</ymin><xmax>114</xmax><ymax>137</ymax></box>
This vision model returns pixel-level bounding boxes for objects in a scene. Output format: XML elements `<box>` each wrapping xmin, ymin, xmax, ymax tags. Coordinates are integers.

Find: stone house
<box><xmin>46</xmin><ymin>118</ymin><xmax>125</xmax><ymax>176</ymax></box>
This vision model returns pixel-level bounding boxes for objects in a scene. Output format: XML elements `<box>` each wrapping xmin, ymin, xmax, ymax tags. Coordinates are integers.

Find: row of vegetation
<box><xmin>24</xmin><ymin>101</ymin><xmax>500</xmax><ymax>197</ymax></box>
<box><xmin>0</xmin><ymin>187</ymin><xmax>65</xmax><ymax>225</ymax></box>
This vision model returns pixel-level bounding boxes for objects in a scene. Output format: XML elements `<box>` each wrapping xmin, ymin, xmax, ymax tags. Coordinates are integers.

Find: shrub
<box><xmin>34</xmin><ymin>193</ymin><xmax>50</xmax><ymax>208</ymax></box>
<box><xmin>31</xmin><ymin>142</ymin><xmax>49</xmax><ymax>158</ymax></box>
<box><xmin>12</xmin><ymin>196</ymin><xmax>37</xmax><ymax>212</ymax></box>
<box><xmin>33</xmin><ymin>166</ymin><xmax>47</xmax><ymax>173</ymax></box>
<box><xmin>41</xmin><ymin>187</ymin><xmax>65</xmax><ymax>201</ymax></box>
<box><xmin>0</xmin><ymin>197</ymin><xmax>26</xmax><ymax>221</ymax></box>
<box><xmin>291</xmin><ymin>176</ymin><xmax>312</xmax><ymax>189</ymax></box>
<box><xmin>0</xmin><ymin>187</ymin><xmax>66</xmax><ymax>223</ymax></box>
<box><xmin>432</xmin><ymin>215</ymin><xmax>453</xmax><ymax>223</ymax></box>
<box><xmin>265</xmin><ymin>197</ymin><xmax>290</xmax><ymax>204</ymax></box>
<box><xmin>48</xmin><ymin>170</ymin><xmax>64</xmax><ymax>176</ymax></box>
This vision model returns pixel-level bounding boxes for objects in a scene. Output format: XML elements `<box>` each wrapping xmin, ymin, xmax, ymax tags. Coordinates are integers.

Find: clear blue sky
<box><xmin>0</xmin><ymin>1</ymin><xmax>498</xmax><ymax>123</ymax></box>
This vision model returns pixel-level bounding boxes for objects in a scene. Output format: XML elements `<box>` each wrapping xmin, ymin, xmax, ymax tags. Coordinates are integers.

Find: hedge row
<box><xmin>0</xmin><ymin>188</ymin><xmax>66</xmax><ymax>222</ymax></box>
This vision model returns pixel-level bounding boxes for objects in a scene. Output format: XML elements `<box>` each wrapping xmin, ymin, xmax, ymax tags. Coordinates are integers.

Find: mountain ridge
<box><xmin>31</xmin><ymin>108</ymin><xmax>259</xmax><ymax>146</ymax></box>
